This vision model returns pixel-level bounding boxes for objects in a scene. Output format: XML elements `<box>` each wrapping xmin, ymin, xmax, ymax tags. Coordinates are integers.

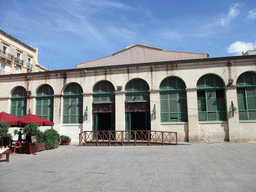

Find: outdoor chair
<box><xmin>13</xmin><ymin>141</ymin><xmax>22</xmax><ymax>153</ymax></box>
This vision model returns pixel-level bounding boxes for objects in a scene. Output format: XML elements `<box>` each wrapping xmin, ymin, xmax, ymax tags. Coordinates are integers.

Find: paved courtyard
<box><xmin>0</xmin><ymin>143</ymin><xmax>256</xmax><ymax>192</ymax></box>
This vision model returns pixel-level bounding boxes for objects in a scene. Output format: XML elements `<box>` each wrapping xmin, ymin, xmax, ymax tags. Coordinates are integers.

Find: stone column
<box><xmin>27</xmin><ymin>96</ymin><xmax>35</xmax><ymax>114</ymax></box>
<box><xmin>53</xmin><ymin>95</ymin><xmax>62</xmax><ymax>129</ymax></box>
<box><xmin>225</xmin><ymin>85</ymin><xmax>240</xmax><ymax>142</ymax></box>
<box><xmin>149</xmin><ymin>90</ymin><xmax>160</xmax><ymax>131</ymax></box>
<box><xmin>186</xmin><ymin>88</ymin><xmax>200</xmax><ymax>142</ymax></box>
<box><xmin>115</xmin><ymin>91</ymin><xmax>125</xmax><ymax>131</ymax></box>
<box><xmin>82</xmin><ymin>93</ymin><xmax>93</xmax><ymax>131</ymax></box>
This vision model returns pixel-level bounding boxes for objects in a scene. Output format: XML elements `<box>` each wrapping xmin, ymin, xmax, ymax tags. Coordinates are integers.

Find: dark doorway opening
<box><xmin>98</xmin><ymin>113</ymin><xmax>112</xmax><ymax>131</ymax></box>
<box><xmin>93</xmin><ymin>113</ymin><xmax>115</xmax><ymax>140</ymax></box>
<box><xmin>126</xmin><ymin>112</ymin><xmax>150</xmax><ymax>140</ymax></box>
<box><xmin>130</xmin><ymin>112</ymin><xmax>148</xmax><ymax>131</ymax></box>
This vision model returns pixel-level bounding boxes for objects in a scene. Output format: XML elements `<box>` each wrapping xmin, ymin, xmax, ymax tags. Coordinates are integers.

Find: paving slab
<box><xmin>0</xmin><ymin>143</ymin><xmax>256</xmax><ymax>191</ymax></box>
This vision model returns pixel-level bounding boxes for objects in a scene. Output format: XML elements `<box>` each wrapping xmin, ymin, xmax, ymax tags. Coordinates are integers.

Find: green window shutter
<box><xmin>93</xmin><ymin>81</ymin><xmax>115</xmax><ymax>103</ymax></box>
<box><xmin>160</xmin><ymin>77</ymin><xmax>188</xmax><ymax>122</ymax></box>
<box><xmin>197</xmin><ymin>74</ymin><xmax>226</xmax><ymax>121</ymax></box>
<box><xmin>63</xmin><ymin>83</ymin><xmax>83</xmax><ymax>124</ymax></box>
<box><xmin>125</xmin><ymin>79</ymin><xmax>149</xmax><ymax>102</ymax></box>
<box><xmin>11</xmin><ymin>87</ymin><xmax>27</xmax><ymax>117</ymax></box>
<box><xmin>36</xmin><ymin>85</ymin><xmax>53</xmax><ymax>121</ymax></box>
<box><xmin>237</xmin><ymin>72</ymin><xmax>256</xmax><ymax>120</ymax></box>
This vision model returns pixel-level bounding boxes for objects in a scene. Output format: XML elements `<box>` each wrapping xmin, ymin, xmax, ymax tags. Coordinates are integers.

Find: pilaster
<box><xmin>115</xmin><ymin>91</ymin><xmax>125</xmax><ymax>131</ymax></box>
<box><xmin>225</xmin><ymin>85</ymin><xmax>240</xmax><ymax>142</ymax></box>
<box><xmin>186</xmin><ymin>88</ymin><xmax>200</xmax><ymax>142</ymax></box>
<box><xmin>149</xmin><ymin>90</ymin><xmax>160</xmax><ymax>130</ymax></box>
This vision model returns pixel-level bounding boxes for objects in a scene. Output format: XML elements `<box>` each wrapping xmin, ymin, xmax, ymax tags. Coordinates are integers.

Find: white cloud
<box><xmin>221</xmin><ymin>3</ymin><xmax>240</xmax><ymax>26</ymax></box>
<box><xmin>248</xmin><ymin>8</ymin><xmax>256</xmax><ymax>20</ymax></box>
<box><xmin>228</xmin><ymin>41</ymin><xmax>256</xmax><ymax>55</ymax></box>
<box><xmin>162</xmin><ymin>32</ymin><xmax>182</xmax><ymax>39</ymax></box>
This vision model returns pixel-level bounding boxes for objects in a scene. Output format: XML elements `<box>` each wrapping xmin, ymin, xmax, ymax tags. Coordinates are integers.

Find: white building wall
<box><xmin>1</xmin><ymin>57</ymin><xmax>256</xmax><ymax>144</ymax></box>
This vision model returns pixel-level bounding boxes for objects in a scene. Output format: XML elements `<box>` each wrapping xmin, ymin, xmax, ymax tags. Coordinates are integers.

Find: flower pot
<box><xmin>23</xmin><ymin>143</ymin><xmax>36</xmax><ymax>154</ymax></box>
<box><xmin>36</xmin><ymin>144</ymin><xmax>45</xmax><ymax>152</ymax></box>
<box><xmin>0</xmin><ymin>153</ymin><xmax>2</xmax><ymax>159</ymax></box>
<box><xmin>60</xmin><ymin>141</ymin><xmax>71</xmax><ymax>145</ymax></box>
<box><xmin>55</xmin><ymin>141</ymin><xmax>60</xmax><ymax>148</ymax></box>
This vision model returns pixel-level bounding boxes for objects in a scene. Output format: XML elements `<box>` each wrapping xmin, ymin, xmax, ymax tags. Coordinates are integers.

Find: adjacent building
<box><xmin>0</xmin><ymin>30</ymin><xmax>50</xmax><ymax>75</ymax></box>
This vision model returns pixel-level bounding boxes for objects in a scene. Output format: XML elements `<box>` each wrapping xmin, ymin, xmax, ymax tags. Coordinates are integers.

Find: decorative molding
<box><xmin>53</xmin><ymin>94</ymin><xmax>63</xmax><ymax>98</ymax></box>
<box><xmin>92</xmin><ymin>103</ymin><xmax>115</xmax><ymax>113</ymax></box>
<box><xmin>149</xmin><ymin>89</ymin><xmax>160</xmax><ymax>93</ymax></box>
<box><xmin>185</xmin><ymin>88</ymin><xmax>197</xmax><ymax>92</ymax></box>
<box><xmin>125</xmin><ymin>101</ymin><xmax>150</xmax><ymax>112</ymax></box>
<box><xmin>82</xmin><ymin>93</ymin><xmax>93</xmax><ymax>96</ymax></box>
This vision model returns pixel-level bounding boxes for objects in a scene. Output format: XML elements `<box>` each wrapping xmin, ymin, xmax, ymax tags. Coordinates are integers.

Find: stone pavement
<box><xmin>0</xmin><ymin>143</ymin><xmax>256</xmax><ymax>192</ymax></box>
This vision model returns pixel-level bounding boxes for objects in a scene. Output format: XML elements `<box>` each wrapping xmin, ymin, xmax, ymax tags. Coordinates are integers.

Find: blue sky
<box><xmin>0</xmin><ymin>0</ymin><xmax>256</xmax><ymax>70</ymax></box>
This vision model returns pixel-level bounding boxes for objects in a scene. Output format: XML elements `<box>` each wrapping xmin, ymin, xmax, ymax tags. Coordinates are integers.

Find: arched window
<box><xmin>36</xmin><ymin>85</ymin><xmax>54</xmax><ymax>121</ymax></box>
<box><xmin>197</xmin><ymin>74</ymin><xmax>227</xmax><ymax>121</ymax></box>
<box><xmin>160</xmin><ymin>77</ymin><xmax>187</xmax><ymax>122</ymax></box>
<box><xmin>237</xmin><ymin>72</ymin><xmax>256</xmax><ymax>120</ymax></box>
<box><xmin>93</xmin><ymin>81</ymin><xmax>115</xmax><ymax>103</ymax></box>
<box><xmin>11</xmin><ymin>86</ymin><xmax>27</xmax><ymax>117</ymax></box>
<box><xmin>125</xmin><ymin>79</ymin><xmax>149</xmax><ymax>101</ymax></box>
<box><xmin>63</xmin><ymin>83</ymin><xmax>83</xmax><ymax>124</ymax></box>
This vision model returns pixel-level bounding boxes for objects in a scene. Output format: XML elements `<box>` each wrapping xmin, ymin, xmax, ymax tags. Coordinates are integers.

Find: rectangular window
<box><xmin>2</xmin><ymin>46</ymin><xmax>7</xmax><ymax>55</ymax></box>
<box><xmin>63</xmin><ymin>96</ymin><xmax>82</xmax><ymax>123</ymax></box>
<box><xmin>160</xmin><ymin>91</ymin><xmax>188</xmax><ymax>122</ymax></box>
<box><xmin>237</xmin><ymin>88</ymin><xmax>256</xmax><ymax>120</ymax></box>
<box><xmin>16</xmin><ymin>53</ymin><xmax>21</xmax><ymax>64</ymax></box>
<box><xmin>197</xmin><ymin>89</ymin><xmax>226</xmax><ymax>121</ymax></box>
<box><xmin>15</xmin><ymin>66</ymin><xmax>20</xmax><ymax>74</ymax></box>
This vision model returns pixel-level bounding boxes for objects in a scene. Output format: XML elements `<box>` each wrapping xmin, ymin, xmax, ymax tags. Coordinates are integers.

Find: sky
<box><xmin>0</xmin><ymin>0</ymin><xmax>256</xmax><ymax>70</ymax></box>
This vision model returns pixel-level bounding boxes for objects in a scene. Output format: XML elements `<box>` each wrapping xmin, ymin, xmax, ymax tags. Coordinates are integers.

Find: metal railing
<box><xmin>0</xmin><ymin>50</ymin><xmax>15</xmax><ymax>61</ymax></box>
<box><xmin>79</xmin><ymin>130</ymin><xmax>177</xmax><ymax>146</ymax></box>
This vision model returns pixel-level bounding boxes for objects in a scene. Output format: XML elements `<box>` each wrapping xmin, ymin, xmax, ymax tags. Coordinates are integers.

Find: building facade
<box><xmin>0</xmin><ymin>30</ymin><xmax>50</xmax><ymax>75</ymax></box>
<box><xmin>1</xmin><ymin>51</ymin><xmax>256</xmax><ymax>144</ymax></box>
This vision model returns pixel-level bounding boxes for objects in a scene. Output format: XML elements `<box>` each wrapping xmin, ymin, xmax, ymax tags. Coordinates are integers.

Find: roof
<box><xmin>0</xmin><ymin>30</ymin><xmax>37</xmax><ymax>52</ymax></box>
<box><xmin>76</xmin><ymin>44</ymin><xmax>209</xmax><ymax>68</ymax></box>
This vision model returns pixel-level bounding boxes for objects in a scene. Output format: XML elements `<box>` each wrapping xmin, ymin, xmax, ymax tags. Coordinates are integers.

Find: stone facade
<box><xmin>0</xmin><ymin>30</ymin><xmax>50</xmax><ymax>75</ymax></box>
<box><xmin>1</xmin><ymin>53</ymin><xmax>256</xmax><ymax>144</ymax></box>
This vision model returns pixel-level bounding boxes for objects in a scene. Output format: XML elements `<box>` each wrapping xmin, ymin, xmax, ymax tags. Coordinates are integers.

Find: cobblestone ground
<box><xmin>0</xmin><ymin>143</ymin><xmax>256</xmax><ymax>192</ymax></box>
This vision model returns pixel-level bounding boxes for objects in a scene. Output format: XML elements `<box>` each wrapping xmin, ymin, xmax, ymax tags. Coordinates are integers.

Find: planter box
<box><xmin>36</xmin><ymin>144</ymin><xmax>45</xmax><ymax>152</ymax></box>
<box><xmin>23</xmin><ymin>143</ymin><xmax>36</xmax><ymax>154</ymax></box>
<box><xmin>60</xmin><ymin>141</ymin><xmax>71</xmax><ymax>145</ymax></box>
<box><xmin>55</xmin><ymin>141</ymin><xmax>60</xmax><ymax>148</ymax></box>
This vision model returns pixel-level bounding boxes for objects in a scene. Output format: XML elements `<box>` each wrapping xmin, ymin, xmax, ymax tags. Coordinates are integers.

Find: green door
<box><xmin>125</xmin><ymin>112</ymin><xmax>131</xmax><ymax>139</ymax></box>
<box><xmin>93</xmin><ymin>113</ymin><xmax>98</xmax><ymax>139</ymax></box>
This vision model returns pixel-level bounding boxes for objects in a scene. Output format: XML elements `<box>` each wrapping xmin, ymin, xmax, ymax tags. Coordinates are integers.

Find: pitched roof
<box><xmin>76</xmin><ymin>44</ymin><xmax>209</xmax><ymax>68</ymax></box>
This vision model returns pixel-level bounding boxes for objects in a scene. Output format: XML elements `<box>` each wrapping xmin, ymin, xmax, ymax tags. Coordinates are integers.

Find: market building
<box><xmin>0</xmin><ymin>41</ymin><xmax>256</xmax><ymax>144</ymax></box>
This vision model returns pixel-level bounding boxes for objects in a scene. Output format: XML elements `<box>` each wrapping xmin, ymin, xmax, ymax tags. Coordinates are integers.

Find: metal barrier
<box><xmin>79</xmin><ymin>130</ymin><xmax>177</xmax><ymax>146</ymax></box>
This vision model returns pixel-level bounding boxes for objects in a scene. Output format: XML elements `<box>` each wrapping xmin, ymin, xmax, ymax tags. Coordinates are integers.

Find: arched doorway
<box><xmin>125</xmin><ymin>79</ymin><xmax>150</xmax><ymax>139</ymax></box>
<box><xmin>92</xmin><ymin>81</ymin><xmax>115</xmax><ymax>138</ymax></box>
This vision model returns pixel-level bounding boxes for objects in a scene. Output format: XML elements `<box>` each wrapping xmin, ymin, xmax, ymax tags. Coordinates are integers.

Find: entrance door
<box><xmin>93</xmin><ymin>113</ymin><xmax>115</xmax><ymax>140</ymax></box>
<box><xmin>125</xmin><ymin>112</ymin><xmax>150</xmax><ymax>140</ymax></box>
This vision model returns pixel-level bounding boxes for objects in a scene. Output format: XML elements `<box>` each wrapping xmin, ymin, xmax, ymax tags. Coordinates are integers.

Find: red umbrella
<box><xmin>19</xmin><ymin>114</ymin><xmax>54</xmax><ymax>126</ymax></box>
<box><xmin>0</xmin><ymin>111</ymin><xmax>21</xmax><ymax>126</ymax></box>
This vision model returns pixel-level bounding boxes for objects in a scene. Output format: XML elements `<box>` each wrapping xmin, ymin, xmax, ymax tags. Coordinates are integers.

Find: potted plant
<box><xmin>60</xmin><ymin>135</ymin><xmax>71</xmax><ymax>145</ymax></box>
<box><xmin>36</xmin><ymin>130</ymin><xmax>45</xmax><ymax>152</ymax></box>
<box><xmin>22</xmin><ymin>123</ymin><xmax>39</xmax><ymax>154</ymax></box>
<box><xmin>43</xmin><ymin>128</ymin><xmax>60</xmax><ymax>150</ymax></box>
<box><xmin>0</xmin><ymin>121</ymin><xmax>12</xmax><ymax>159</ymax></box>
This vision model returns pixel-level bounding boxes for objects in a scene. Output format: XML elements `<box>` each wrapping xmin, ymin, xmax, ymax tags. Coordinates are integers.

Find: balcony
<box><xmin>0</xmin><ymin>50</ymin><xmax>14</xmax><ymax>62</ymax></box>
<box><xmin>15</xmin><ymin>58</ymin><xmax>24</xmax><ymax>66</ymax></box>
<box><xmin>27</xmin><ymin>63</ymin><xmax>32</xmax><ymax>69</ymax></box>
